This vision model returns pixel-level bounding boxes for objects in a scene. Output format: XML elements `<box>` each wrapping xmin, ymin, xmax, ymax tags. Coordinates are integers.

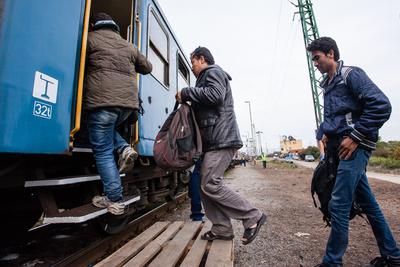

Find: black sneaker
<box><xmin>365</xmin><ymin>255</ymin><xmax>400</xmax><ymax>267</ymax></box>
<box><xmin>365</xmin><ymin>257</ymin><xmax>387</xmax><ymax>267</ymax></box>
<box><xmin>387</xmin><ymin>255</ymin><xmax>400</xmax><ymax>267</ymax></box>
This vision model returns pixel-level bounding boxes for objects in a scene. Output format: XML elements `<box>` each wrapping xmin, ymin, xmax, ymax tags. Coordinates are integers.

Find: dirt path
<box><xmin>164</xmin><ymin>161</ymin><xmax>400</xmax><ymax>266</ymax></box>
<box><xmin>293</xmin><ymin>160</ymin><xmax>400</xmax><ymax>185</ymax></box>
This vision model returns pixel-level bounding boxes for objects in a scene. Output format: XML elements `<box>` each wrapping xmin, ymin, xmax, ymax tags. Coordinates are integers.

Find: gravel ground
<box><xmin>164</xmin><ymin>160</ymin><xmax>400</xmax><ymax>267</ymax></box>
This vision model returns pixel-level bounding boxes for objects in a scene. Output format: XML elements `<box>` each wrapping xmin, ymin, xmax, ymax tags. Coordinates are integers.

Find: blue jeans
<box><xmin>323</xmin><ymin>147</ymin><xmax>400</xmax><ymax>266</ymax></box>
<box><xmin>188</xmin><ymin>160</ymin><xmax>204</xmax><ymax>221</ymax></box>
<box><xmin>88</xmin><ymin>108</ymin><xmax>133</xmax><ymax>202</ymax></box>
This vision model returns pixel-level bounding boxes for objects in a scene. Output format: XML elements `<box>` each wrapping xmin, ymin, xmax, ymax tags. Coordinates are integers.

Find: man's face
<box><xmin>311</xmin><ymin>50</ymin><xmax>335</xmax><ymax>74</ymax></box>
<box><xmin>191</xmin><ymin>56</ymin><xmax>206</xmax><ymax>78</ymax></box>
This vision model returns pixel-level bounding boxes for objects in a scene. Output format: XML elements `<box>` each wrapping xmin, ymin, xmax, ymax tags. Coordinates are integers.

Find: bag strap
<box><xmin>188</xmin><ymin>105</ymin><xmax>202</xmax><ymax>156</ymax></box>
<box><xmin>173</xmin><ymin>101</ymin><xmax>179</xmax><ymax>111</ymax></box>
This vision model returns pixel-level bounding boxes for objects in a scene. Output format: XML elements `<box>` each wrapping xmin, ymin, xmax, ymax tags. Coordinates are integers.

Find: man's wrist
<box><xmin>347</xmin><ymin>134</ymin><xmax>360</xmax><ymax>145</ymax></box>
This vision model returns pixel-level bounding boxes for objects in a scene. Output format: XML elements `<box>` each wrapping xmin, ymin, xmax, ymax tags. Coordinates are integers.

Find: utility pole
<box><xmin>292</xmin><ymin>0</ymin><xmax>323</xmax><ymax>129</ymax></box>
<box><xmin>256</xmin><ymin>131</ymin><xmax>263</xmax><ymax>155</ymax></box>
<box><xmin>244</xmin><ymin>101</ymin><xmax>256</xmax><ymax>156</ymax></box>
<box><xmin>242</xmin><ymin>133</ymin><xmax>251</xmax><ymax>156</ymax></box>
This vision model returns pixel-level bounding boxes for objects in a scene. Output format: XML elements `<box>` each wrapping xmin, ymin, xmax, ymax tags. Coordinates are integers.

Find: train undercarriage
<box><xmin>0</xmin><ymin>152</ymin><xmax>190</xmax><ymax>241</ymax></box>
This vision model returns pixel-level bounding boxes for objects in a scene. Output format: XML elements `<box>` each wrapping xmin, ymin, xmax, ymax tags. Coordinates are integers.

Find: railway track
<box><xmin>0</xmin><ymin>192</ymin><xmax>188</xmax><ymax>267</ymax></box>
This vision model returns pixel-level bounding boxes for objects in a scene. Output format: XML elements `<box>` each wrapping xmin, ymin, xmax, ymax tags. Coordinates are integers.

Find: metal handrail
<box><xmin>69</xmin><ymin>0</ymin><xmax>92</xmax><ymax>148</ymax></box>
<box><xmin>133</xmin><ymin>14</ymin><xmax>142</xmax><ymax>146</ymax></box>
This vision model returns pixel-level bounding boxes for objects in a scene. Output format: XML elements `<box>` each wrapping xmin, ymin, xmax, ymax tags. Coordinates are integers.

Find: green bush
<box><xmin>392</xmin><ymin>145</ymin><xmax>400</xmax><ymax>160</ymax></box>
<box><xmin>369</xmin><ymin>156</ymin><xmax>400</xmax><ymax>169</ymax></box>
<box><xmin>383</xmin><ymin>158</ymin><xmax>400</xmax><ymax>169</ymax></box>
<box><xmin>373</xmin><ymin>147</ymin><xmax>391</xmax><ymax>158</ymax></box>
<box><xmin>369</xmin><ymin>157</ymin><xmax>386</xmax><ymax>166</ymax></box>
<box><xmin>372</xmin><ymin>140</ymin><xmax>400</xmax><ymax>159</ymax></box>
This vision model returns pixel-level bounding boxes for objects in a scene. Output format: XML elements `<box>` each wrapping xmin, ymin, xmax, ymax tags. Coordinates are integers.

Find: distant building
<box><xmin>280</xmin><ymin>135</ymin><xmax>303</xmax><ymax>154</ymax></box>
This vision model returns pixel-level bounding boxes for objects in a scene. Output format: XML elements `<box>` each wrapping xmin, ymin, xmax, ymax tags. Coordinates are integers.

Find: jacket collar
<box><xmin>197</xmin><ymin>65</ymin><xmax>212</xmax><ymax>79</ymax></box>
<box><xmin>197</xmin><ymin>65</ymin><xmax>232</xmax><ymax>81</ymax></box>
<box><xmin>320</xmin><ymin>60</ymin><xmax>344</xmax><ymax>89</ymax></box>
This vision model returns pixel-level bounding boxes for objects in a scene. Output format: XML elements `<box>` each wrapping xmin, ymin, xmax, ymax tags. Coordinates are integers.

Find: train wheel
<box><xmin>0</xmin><ymin>189</ymin><xmax>42</xmax><ymax>243</ymax></box>
<box><xmin>179</xmin><ymin>171</ymin><xmax>190</xmax><ymax>185</ymax></box>
<box><xmin>93</xmin><ymin>213</ymin><xmax>130</xmax><ymax>235</ymax></box>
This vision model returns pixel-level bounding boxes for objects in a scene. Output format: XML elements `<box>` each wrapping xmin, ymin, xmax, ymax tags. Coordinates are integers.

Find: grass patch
<box><xmin>269</xmin><ymin>159</ymin><xmax>298</xmax><ymax>169</ymax></box>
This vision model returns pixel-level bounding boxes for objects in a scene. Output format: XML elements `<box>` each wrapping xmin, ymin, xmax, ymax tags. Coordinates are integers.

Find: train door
<box><xmin>71</xmin><ymin>0</ymin><xmax>138</xmax><ymax>150</ymax></box>
<box><xmin>89</xmin><ymin>0</ymin><xmax>135</xmax><ymax>42</ymax></box>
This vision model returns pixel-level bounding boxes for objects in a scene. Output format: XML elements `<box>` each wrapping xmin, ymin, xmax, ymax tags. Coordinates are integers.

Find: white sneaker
<box><xmin>92</xmin><ymin>195</ymin><xmax>125</xmax><ymax>215</ymax></box>
<box><xmin>118</xmin><ymin>146</ymin><xmax>138</xmax><ymax>173</ymax></box>
<box><xmin>107</xmin><ymin>202</ymin><xmax>126</xmax><ymax>215</ymax></box>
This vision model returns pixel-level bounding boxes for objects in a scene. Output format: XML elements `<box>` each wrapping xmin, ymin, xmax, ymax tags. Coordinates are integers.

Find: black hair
<box><xmin>191</xmin><ymin>46</ymin><xmax>215</xmax><ymax>65</ymax></box>
<box><xmin>306</xmin><ymin>37</ymin><xmax>340</xmax><ymax>61</ymax></box>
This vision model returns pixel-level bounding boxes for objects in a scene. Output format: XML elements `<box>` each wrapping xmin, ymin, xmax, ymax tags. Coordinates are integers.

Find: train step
<box><xmin>95</xmin><ymin>220</ymin><xmax>234</xmax><ymax>267</ymax></box>
<box><xmin>43</xmin><ymin>195</ymin><xmax>140</xmax><ymax>224</ymax></box>
<box><xmin>24</xmin><ymin>173</ymin><xmax>125</xmax><ymax>187</ymax></box>
<box><xmin>72</xmin><ymin>147</ymin><xmax>93</xmax><ymax>153</ymax></box>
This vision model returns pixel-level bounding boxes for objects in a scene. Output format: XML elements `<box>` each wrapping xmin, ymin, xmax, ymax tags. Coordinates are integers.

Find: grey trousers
<box><xmin>200</xmin><ymin>148</ymin><xmax>262</xmax><ymax>236</ymax></box>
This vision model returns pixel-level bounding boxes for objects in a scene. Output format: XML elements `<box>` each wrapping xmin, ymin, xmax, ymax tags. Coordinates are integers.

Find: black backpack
<box><xmin>153</xmin><ymin>102</ymin><xmax>202</xmax><ymax>171</ymax></box>
<box><xmin>311</xmin><ymin>154</ymin><xmax>364</xmax><ymax>226</ymax></box>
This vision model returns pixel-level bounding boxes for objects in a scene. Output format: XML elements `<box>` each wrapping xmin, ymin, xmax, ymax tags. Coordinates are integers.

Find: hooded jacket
<box><xmin>181</xmin><ymin>65</ymin><xmax>243</xmax><ymax>152</ymax></box>
<box><xmin>320</xmin><ymin>61</ymin><xmax>391</xmax><ymax>150</ymax></box>
<box><xmin>84</xmin><ymin>27</ymin><xmax>152</xmax><ymax>110</ymax></box>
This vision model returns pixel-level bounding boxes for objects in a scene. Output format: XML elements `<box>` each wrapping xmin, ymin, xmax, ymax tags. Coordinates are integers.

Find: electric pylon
<box><xmin>293</xmin><ymin>0</ymin><xmax>323</xmax><ymax>128</ymax></box>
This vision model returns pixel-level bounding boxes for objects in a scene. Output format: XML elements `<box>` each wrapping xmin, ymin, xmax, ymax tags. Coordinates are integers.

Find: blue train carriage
<box><xmin>0</xmin><ymin>0</ymin><xmax>194</xmax><ymax>237</ymax></box>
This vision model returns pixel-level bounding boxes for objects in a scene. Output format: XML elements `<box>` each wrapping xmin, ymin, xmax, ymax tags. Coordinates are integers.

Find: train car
<box><xmin>0</xmin><ymin>0</ymin><xmax>194</xmax><ymax>237</ymax></box>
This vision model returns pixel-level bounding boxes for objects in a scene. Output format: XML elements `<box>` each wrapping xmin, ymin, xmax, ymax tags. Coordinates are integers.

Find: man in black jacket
<box><xmin>176</xmin><ymin>47</ymin><xmax>266</xmax><ymax>244</ymax></box>
<box><xmin>308</xmin><ymin>37</ymin><xmax>400</xmax><ymax>267</ymax></box>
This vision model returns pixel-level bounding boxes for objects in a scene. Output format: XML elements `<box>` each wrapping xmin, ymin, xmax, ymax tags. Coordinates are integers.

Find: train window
<box><xmin>148</xmin><ymin>10</ymin><xmax>169</xmax><ymax>87</ymax></box>
<box><xmin>177</xmin><ymin>55</ymin><xmax>190</xmax><ymax>89</ymax></box>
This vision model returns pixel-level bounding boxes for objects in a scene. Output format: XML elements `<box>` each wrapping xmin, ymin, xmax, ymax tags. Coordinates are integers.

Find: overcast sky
<box><xmin>157</xmin><ymin>0</ymin><xmax>400</xmax><ymax>152</ymax></box>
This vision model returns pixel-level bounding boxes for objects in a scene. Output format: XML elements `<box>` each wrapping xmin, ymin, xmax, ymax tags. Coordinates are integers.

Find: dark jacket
<box><xmin>181</xmin><ymin>65</ymin><xmax>243</xmax><ymax>152</ymax></box>
<box><xmin>84</xmin><ymin>28</ymin><xmax>152</xmax><ymax>110</ymax></box>
<box><xmin>320</xmin><ymin>61</ymin><xmax>391</xmax><ymax>150</ymax></box>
